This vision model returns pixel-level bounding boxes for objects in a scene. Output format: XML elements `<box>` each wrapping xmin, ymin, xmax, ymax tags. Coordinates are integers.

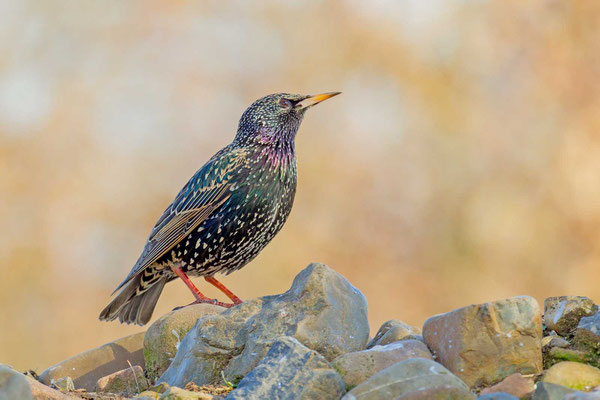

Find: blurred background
<box><xmin>2</xmin><ymin>0</ymin><xmax>600</xmax><ymax>372</ymax></box>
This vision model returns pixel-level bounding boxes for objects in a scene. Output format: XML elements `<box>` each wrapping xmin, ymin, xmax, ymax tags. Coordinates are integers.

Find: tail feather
<box><xmin>99</xmin><ymin>274</ymin><xmax>167</xmax><ymax>326</ymax></box>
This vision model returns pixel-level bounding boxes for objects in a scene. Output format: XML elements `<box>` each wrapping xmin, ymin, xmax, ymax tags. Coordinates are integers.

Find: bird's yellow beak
<box><xmin>296</xmin><ymin>92</ymin><xmax>341</xmax><ymax>109</ymax></box>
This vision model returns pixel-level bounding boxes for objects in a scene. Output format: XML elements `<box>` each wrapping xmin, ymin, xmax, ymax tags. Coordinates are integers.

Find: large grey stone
<box><xmin>423</xmin><ymin>296</ymin><xmax>543</xmax><ymax>388</ymax></box>
<box><xmin>144</xmin><ymin>303</ymin><xmax>225</xmax><ymax>381</ymax></box>
<box><xmin>533</xmin><ymin>382</ymin><xmax>577</xmax><ymax>400</ymax></box>
<box><xmin>226</xmin><ymin>336</ymin><xmax>345</xmax><ymax>400</ymax></box>
<box><xmin>366</xmin><ymin>320</ymin><xmax>421</xmax><ymax>348</ymax></box>
<box><xmin>342</xmin><ymin>358</ymin><xmax>474</xmax><ymax>400</ymax></box>
<box><xmin>39</xmin><ymin>331</ymin><xmax>145</xmax><ymax>391</ymax></box>
<box><xmin>0</xmin><ymin>364</ymin><xmax>33</xmax><ymax>400</ymax></box>
<box><xmin>159</xmin><ymin>263</ymin><xmax>369</xmax><ymax>387</ymax></box>
<box><xmin>332</xmin><ymin>340</ymin><xmax>432</xmax><ymax>389</ymax></box>
<box><xmin>544</xmin><ymin>296</ymin><xmax>597</xmax><ymax>336</ymax></box>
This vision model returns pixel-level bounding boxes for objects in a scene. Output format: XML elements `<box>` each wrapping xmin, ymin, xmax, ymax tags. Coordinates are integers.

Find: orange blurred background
<box><xmin>2</xmin><ymin>0</ymin><xmax>600</xmax><ymax>372</ymax></box>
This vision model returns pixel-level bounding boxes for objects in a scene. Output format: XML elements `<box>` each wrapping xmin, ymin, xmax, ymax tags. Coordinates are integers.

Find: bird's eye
<box><xmin>279</xmin><ymin>98</ymin><xmax>292</xmax><ymax>108</ymax></box>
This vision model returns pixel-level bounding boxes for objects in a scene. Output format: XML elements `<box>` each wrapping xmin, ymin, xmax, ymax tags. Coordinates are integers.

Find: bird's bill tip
<box><xmin>297</xmin><ymin>92</ymin><xmax>341</xmax><ymax>109</ymax></box>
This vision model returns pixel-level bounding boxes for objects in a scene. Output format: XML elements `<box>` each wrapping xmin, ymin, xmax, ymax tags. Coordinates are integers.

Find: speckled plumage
<box><xmin>99</xmin><ymin>92</ymin><xmax>339</xmax><ymax>325</ymax></box>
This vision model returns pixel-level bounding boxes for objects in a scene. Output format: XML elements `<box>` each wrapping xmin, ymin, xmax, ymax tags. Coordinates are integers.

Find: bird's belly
<box><xmin>172</xmin><ymin>189</ymin><xmax>294</xmax><ymax>276</ymax></box>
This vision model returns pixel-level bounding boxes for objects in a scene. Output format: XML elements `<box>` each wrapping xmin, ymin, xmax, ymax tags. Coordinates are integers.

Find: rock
<box><xmin>159</xmin><ymin>263</ymin><xmax>369</xmax><ymax>387</ymax></box>
<box><xmin>331</xmin><ymin>339</ymin><xmax>432</xmax><ymax>389</ymax></box>
<box><xmin>95</xmin><ymin>365</ymin><xmax>149</xmax><ymax>395</ymax></box>
<box><xmin>477</xmin><ymin>393</ymin><xmax>518</xmax><ymax>400</ymax></box>
<box><xmin>544</xmin><ymin>296</ymin><xmax>597</xmax><ymax>336</ymax></box>
<box><xmin>479</xmin><ymin>373</ymin><xmax>534</xmax><ymax>399</ymax></box>
<box><xmin>135</xmin><ymin>384</ymin><xmax>215</xmax><ymax>399</ymax></box>
<box><xmin>39</xmin><ymin>331</ymin><xmax>145</xmax><ymax>391</ymax></box>
<box><xmin>226</xmin><ymin>336</ymin><xmax>345</xmax><ymax>400</ymax></box>
<box><xmin>565</xmin><ymin>391</ymin><xmax>600</xmax><ymax>399</ymax></box>
<box><xmin>144</xmin><ymin>304</ymin><xmax>225</xmax><ymax>381</ymax></box>
<box><xmin>341</xmin><ymin>358</ymin><xmax>475</xmax><ymax>400</ymax></box>
<box><xmin>159</xmin><ymin>386</ymin><xmax>214</xmax><ymax>399</ymax></box>
<box><xmin>422</xmin><ymin>295</ymin><xmax>543</xmax><ymax>388</ymax></box>
<box><xmin>542</xmin><ymin>336</ymin><xmax>570</xmax><ymax>349</ymax></box>
<box><xmin>533</xmin><ymin>382</ymin><xmax>577</xmax><ymax>400</ymax></box>
<box><xmin>542</xmin><ymin>361</ymin><xmax>600</xmax><ymax>391</ymax></box>
<box><xmin>51</xmin><ymin>376</ymin><xmax>75</xmax><ymax>392</ymax></box>
<box><xmin>0</xmin><ymin>364</ymin><xmax>78</xmax><ymax>400</ymax></box>
<box><xmin>0</xmin><ymin>364</ymin><xmax>34</xmax><ymax>400</ymax></box>
<box><xmin>366</xmin><ymin>320</ymin><xmax>421</xmax><ymax>348</ymax></box>
<box><xmin>574</xmin><ymin>311</ymin><xmax>600</xmax><ymax>349</ymax></box>
<box><xmin>25</xmin><ymin>376</ymin><xmax>77</xmax><ymax>400</ymax></box>
<box><xmin>545</xmin><ymin>347</ymin><xmax>592</xmax><ymax>368</ymax></box>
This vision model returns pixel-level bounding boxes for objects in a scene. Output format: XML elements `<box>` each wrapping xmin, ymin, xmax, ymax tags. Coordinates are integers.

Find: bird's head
<box><xmin>234</xmin><ymin>92</ymin><xmax>340</xmax><ymax>146</ymax></box>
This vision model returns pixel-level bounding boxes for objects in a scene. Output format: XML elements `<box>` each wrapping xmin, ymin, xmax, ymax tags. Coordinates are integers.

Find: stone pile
<box><xmin>3</xmin><ymin>264</ymin><xmax>600</xmax><ymax>399</ymax></box>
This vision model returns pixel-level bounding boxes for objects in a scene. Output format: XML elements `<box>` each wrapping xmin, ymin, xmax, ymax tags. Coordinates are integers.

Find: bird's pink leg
<box><xmin>170</xmin><ymin>265</ymin><xmax>234</xmax><ymax>308</ymax></box>
<box><xmin>205</xmin><ymin>276</ymin><xmax>243</xmax><ymax>305</ymax></box>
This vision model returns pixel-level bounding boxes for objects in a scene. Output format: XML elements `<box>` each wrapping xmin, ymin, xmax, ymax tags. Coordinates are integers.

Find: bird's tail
<box><xmin>99</xmin><ymin>274</ymin><xmax>167</xmax><ymax>326</ymax></box>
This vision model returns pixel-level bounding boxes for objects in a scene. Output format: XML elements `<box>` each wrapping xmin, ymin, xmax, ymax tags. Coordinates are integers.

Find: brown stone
<box><xmin>366</xmin><ymin>320</ymin><xmax>421</xmax><ymax>348</ymax></box>
<box><xmin>542</xmin><ymin>361</ymin><xmax>600</xmax><ymax>391</ymax></box>
<box><xmin>39</xmin><ymin>332</ymin><xmax>145</xmax><ymax>391</ymax></box>
<box><xmin>479</xmin><ymin>373</ymin><xmax>535</xmax><ymax>398</ymax></box>
<box><xmin>26</xmin><ymin>376</ymin><xmax>78</xmax><ymax>400</ymax></box>
<box><xmin>95</xmin><ymin>365</ymin><xmax>149</xmax><ymax>396</ymax></box>
<box><xmin>422</xmin><ymin>295</ymin><xmax>543</xmax><ymax>388</ymax></box>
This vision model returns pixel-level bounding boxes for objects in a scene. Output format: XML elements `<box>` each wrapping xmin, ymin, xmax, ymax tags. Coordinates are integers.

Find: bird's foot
<box><xmin>172</xmin><ymin>297</ymin><xmax>241</xmax><ymax>311</ymax></box>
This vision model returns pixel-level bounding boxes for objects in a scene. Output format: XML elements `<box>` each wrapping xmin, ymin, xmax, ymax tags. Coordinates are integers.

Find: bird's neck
<box><xmin>240</xmin><ymin>138</ymin><xmax>296</xmax><ymax>183</ymax></box>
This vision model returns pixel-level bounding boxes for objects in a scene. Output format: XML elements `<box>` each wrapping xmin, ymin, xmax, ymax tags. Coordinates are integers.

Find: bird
<box><xmin>99</xmin><ymin>92</ymin><xmax>341</xmax><ymax>325</ymax></box>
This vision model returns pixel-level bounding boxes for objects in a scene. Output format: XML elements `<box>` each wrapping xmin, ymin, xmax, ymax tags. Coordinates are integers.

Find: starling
<box><xmin>99</xmin><ymin>92</ymin><xmax>340</xmax><ymax>325</ymax></box>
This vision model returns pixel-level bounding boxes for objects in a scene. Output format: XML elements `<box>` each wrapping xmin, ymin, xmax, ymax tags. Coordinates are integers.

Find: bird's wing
<box><xmin>113</xmin><ymin>147</ymin><xmax>248</xmax><ymax>293</ymax></box>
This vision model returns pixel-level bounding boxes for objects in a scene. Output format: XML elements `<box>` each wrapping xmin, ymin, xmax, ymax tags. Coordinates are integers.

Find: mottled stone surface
<box><xmin>574</xmin><ymin>311</ymin><xmax>600</xmax><ymax>349</ymax></box>
<box><xmin>366</xmin><ymin>320</ymin><xmax>421</xmax><ymax>348</ymax></box>
<box><xmin>39</xmin><ymin>332</ymin><xmax>145</xmax><ymax>391</ymax></box>
<box><xmin>226</xmin><ymin>336</ymin><xmax>345</xmax><ymax>400</ymax></box>
<box><xmin>332</xmin><ymin>340</ymin><xmax>432</xmax><ymax>389</ymax></box>
<box><xmin>95</xmin><ymin>365</ymin><xmax>149</xmax><ymax>395</ymax></box>
<box><xmin>342</xmin><ymin>358</ymin><xmax>474</xmax><ymax>400</ymax></box>
<box><xmin>479</xmin><ymin>373</ymin><xmax>534</xmax><ymax>399</ymax></box>
<box><xmin>160</xmin><ymin>263</ymin><xmax>369</xmax><ymax>387</ymax></box>
<box><xmin>545</xmin><ymin>296</ymin><xmax>597</xmax><ymax>336</ymax></box>
<box><xmin>423</xmin><ymin>296</ymin><xmax>543</xmax><ymax>388</ymax></box>
<box><xmin>542</xmin><ymin>361</ymin><xmax>600</xmax><ymax>391</ymax></box>
<box><xmin>144</xmin><ymin>304</ymin><xmax>225</xmax><ymax>381</ymax></box>
<box><xmin>51</xmin><ymin>376</ymin><xmax>75</xmax><ymax>392</ymax></box>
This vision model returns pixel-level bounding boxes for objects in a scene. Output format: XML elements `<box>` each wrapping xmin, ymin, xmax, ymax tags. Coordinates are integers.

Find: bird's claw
<box><xmin>172</xmin><ymin>298</ymin><xmax>238</xmax><ymax>311</ymax></box>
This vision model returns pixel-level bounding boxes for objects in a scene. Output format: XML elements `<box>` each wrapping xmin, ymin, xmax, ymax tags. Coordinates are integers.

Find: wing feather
<box><xmin>112</xmin><ymin>147</ymin><xmax>247</xmax><ymax>294</ymax></box>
